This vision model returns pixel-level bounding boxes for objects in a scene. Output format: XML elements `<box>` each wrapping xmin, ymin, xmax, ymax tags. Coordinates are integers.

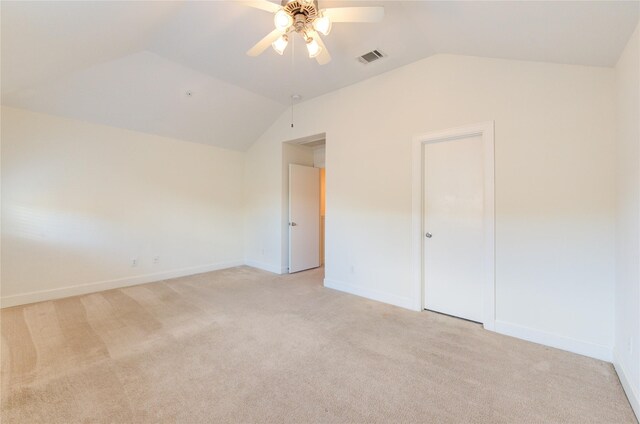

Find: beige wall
<box><xmin>1</xmin><ymin>52</ymin><xmax>623</xmax><ymax>366</ymax></box>
<box><xmin>244</xmin><ymin>54</ymin><xmax>617</xmax><ymax>360</ymax></box>
<box><xmin>1</xmin><ymin>107</ymin><xmax>245</xmax><ymax>306</ymax></box>
<box><xmin>614</xmin><ymin>21</ymin><xmax>640</xmax><ymax>417</ymax></box>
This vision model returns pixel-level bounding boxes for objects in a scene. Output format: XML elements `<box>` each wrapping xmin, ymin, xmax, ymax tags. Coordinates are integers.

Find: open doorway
<box><xmin>282</xmin><ymin>135</ymin><xmax>326</xmax><ymax>275</ymax></box>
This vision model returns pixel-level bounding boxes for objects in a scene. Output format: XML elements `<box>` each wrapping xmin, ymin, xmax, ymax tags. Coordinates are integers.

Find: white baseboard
<box><xmin>0</xmin><ymin>260</ymin><xmax>244</xmax><ymax>308</ymax></box>
<box><xmin>613</xmin><ymin>352</ymin><xmax>640</xmax><ymax>421</ymax></box>
<box><xmin>244</xmin><ymin>260</ymin><xmax>286</xmax><ymax>274</ymax></box>
<box><xmin>321</xmin><ymin>282</ymin><xmax>612</xmax><ymax>362</ymax></box>
<box><xmin>493</xmin><ymin>320</ymin><xmax>612</xmax><ymax>362</ymax></box>
<box><xmin>323</xmin><ymin>278</ymin><xmax>415</xmax><ymax>310</ymax></box>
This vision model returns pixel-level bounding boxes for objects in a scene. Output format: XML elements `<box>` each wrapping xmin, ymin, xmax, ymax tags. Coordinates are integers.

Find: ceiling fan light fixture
<box><xmin>274</xmin><ymin>9</ymin><xmax>293</xmax><ymax>30</ymax></box>
<box><xmin>272</xmin><ymin>34</ymin><xmax>289</xmax><ymax>55</ymax></box>
<box><xmin>245</xmin><ymin>0</ymin><xmax>385</xmax><ymax>65</ymax></box>
<box><xmin>313</xmin><ymin>14</ymin><xmax>332</xmax><ymax>36</ymax></box>
<box><xmin>306</xmin><ymin>37</ymin><xmax>322</xmax><ymax>58</ymax></box>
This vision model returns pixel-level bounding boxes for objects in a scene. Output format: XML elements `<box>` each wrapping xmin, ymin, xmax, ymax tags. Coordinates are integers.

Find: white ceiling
<box><xmin>2</xmin><ymin>1</ymin><xmax>638</xmax><ymax>150</ymax></box>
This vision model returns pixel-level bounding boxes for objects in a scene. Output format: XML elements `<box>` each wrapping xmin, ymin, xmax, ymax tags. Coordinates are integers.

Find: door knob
<box><xmin>425</xmin><ymin>232</ymin><xmax>432</xmax><ymax>238</ymax></box>
<box><xmin>290</xmin><ymin>222</ymin><xmax>297</xmax><ymax>226</ymax></box>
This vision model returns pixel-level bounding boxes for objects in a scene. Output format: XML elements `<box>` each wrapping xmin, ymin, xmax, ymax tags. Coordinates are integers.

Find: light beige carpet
<box><xmin>1</xmin><ymin>266</ymin><xmax>636</xmax><ymax>423</ymax></box>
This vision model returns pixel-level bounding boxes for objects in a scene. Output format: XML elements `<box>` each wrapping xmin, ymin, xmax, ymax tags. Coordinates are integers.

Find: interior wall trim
<box><xmin>323</xmin><ymin>277</ymin><xmax>417</xmax><ymax>310</ymax></box>
<box><xmin>494</xmin><ymin>320</ymin><xmax>613</xmax><ymax>362</ymax></box>
<box><xmin>244</xmin><ymin>260</ymin><xmax>287</xmax><ymax>274</ymax></box>
<box><xmin>0</xmin><ymin>260</ymin><xmax>244</xmax><ymax>308</ymax></box>
<box><xmin>613</xmin><ymin>351</ymin><xmax>640</xmax><ymax>420</ymax></box>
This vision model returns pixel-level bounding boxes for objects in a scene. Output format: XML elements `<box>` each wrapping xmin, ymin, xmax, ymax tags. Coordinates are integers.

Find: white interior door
<box><xmin>289</xmin><ymin>164</ymin><xmax>320</xmax><ymax>273</ymax></box>
<box><xmin>423</xmin><ymin>135</ymin><xmax>484</xmax><ymax>322</ymax></box>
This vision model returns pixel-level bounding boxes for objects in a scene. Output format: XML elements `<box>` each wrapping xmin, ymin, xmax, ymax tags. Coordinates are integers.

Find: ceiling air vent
<box><xmin>357</xmin><ymin>49</ymin><xmax>385</xmax><ymax>64</ymax></box>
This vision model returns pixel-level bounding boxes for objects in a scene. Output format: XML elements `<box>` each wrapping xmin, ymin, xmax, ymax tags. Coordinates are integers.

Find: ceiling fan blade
<box><xmin>323</xmin><ymin>7</ymin><xmax>384</xmax><ymax>23</ymax></box>
<box><xmin>308</xmin><ymin>30</ymin><xmax>331</xmax><ymax>65</ymax></box>
<box><xmin>240</xmin><ymin>0</ymin><xmax>281</xmax><ymax>13</ymax></box>
<box><xmin>247</xmin><ymin>28</ymin><xmax>285</xmax><ymax>57</ymax></box>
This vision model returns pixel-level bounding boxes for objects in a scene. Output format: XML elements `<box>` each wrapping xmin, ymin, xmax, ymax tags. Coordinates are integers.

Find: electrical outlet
<box><xmin>350</xmin><ymin>265</ymin><xmax>355</xmax><ymax>274</ymax></box>
<box><xmin>153</xmin><ymin>256</ymin><xmax>160</xmax><ymax>265</ymax></box>
<box><xmin>131</xmin><ymin>257</ymin><xmax>138</xmax><ymax>267</ymax></box>
<box><xmin>628</xmin><ymin>337</ymin><xmax>634</xmax><ymax>355</ymax></box>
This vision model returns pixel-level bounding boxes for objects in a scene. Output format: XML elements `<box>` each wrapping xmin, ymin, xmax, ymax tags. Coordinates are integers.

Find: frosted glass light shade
<box><xmin>272</xmin><ymin>35</ymin><xmax>289</xmax><ymax>55</ymax></box>
<box><xmin>274</xmin><ymin>10</ymin><xmax>292</xmax><ymax>30</ymax></box>
<box><xmin>313</xmin><ymin>15</ymin><xmax>332</xmax><ymax>35</ymax></box>
<box><xmin>306</xmin><ymin>38</ymin><xmax>322</xmax><ymax>58</ymax></box>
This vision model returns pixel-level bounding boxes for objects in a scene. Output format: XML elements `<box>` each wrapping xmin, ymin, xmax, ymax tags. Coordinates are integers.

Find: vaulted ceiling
<box><xmin>2</xmin><ymin>1</ymin><xmax>638</xmax><ymax>150</ymax></box>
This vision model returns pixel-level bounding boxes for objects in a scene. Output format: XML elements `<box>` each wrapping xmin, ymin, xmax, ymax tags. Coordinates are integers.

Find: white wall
<box><xmin>614</xmin><ymin>22</ymin><xmax>640</xmax><ymax>417</ymax></box>
<box><xmin>244</xmin><ymin>54</ymin><xmax>617</xmax><ymax>360</ymax></box>
<box><xmin>313</xmin><ymin>147</ymin><xmax>326</xmax><ymax>168</ymax></box>
<box><xmin>1</xmin><ymin>106</ymin><xmax>245</xmax><ymax>306</ymax></box>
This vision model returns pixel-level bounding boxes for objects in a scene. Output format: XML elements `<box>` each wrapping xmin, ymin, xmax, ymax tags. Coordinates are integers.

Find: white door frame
<box><xmin>411</xmin><ymin>122</ymin><xmax>495</xmax><ymax>331</ymax></box>
<box><xmin>288</xmin><ymin>164</ymin><xmax>321</xmax><ymax>273</ymax></box>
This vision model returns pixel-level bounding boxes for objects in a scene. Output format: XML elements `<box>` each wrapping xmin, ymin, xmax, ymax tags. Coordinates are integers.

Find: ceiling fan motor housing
<box><xmin>282</xmin><ymin>0</ymin><xmax>319</xmax><ymax>29</ymax></box>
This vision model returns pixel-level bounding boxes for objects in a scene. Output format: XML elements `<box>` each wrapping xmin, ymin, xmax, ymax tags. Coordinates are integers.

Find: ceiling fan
<box><xmin>244</xmin><ymin>0</ymin><xmax>384</xmax><ymax>65</ymax></box>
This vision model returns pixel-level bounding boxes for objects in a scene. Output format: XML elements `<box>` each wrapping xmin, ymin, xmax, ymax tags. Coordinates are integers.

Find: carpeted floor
<box><xmin>1</xmin><ymin>266</ymin><xmax>636</xmax><ymax>423</ymax></box>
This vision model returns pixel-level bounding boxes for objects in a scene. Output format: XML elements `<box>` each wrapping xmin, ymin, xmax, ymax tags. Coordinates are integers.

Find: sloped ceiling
<box><xmin>1</xmin><ymin>1</ymin><xmax>181</xmax><ymax>93</ymax></box>
<box><xmin>2</xmin><ymin>1</ymin><xmax>638</xmax><ymax>151</ymax></box>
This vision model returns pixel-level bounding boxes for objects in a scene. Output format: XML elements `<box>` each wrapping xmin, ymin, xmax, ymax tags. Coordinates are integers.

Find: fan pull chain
<box><xmin>291</xmin><ymin>34</ymin><xmax>295</xmax><ymax>128</ymax></box>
